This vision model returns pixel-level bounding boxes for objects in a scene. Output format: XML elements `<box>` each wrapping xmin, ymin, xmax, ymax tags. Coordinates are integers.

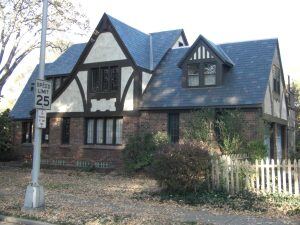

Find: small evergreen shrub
<box><xmin>122</xmin><ymin>132</ymin><xmax>168</xmax><ymax>173</ymax></box>
<box><xmin>244</xmin><ymin>140</ymin><xmax>268</xmax><ymax>161</ymax></box>
<box><xmin>151</xmin><ymin>142</ymin><xmax>212</xmax><ymax>193</ymax></box>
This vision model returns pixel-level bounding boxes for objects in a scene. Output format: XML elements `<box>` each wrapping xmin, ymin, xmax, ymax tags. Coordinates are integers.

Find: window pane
<box><xmin>102</xmin><ymin>67</ymin><xmax>109</xmax><ymax>91</ymax></box>
<box><xmin>188</xmin><ymin>75</ymin><xmax>199</xmax><ymax>86</ymax></box>
<box><xmin>204</xmin><ymin>63</ymin><xmax>217</xmax><ymax>75</ymax></box>
<box><xmin>204</xmin><ymin>74</ymin><xmax>216</xmax><ymax>85</ymax></box>
<box><xmin>168</xmin><ymin>113</ymin><xmax>179</xmax><ymax>143</ymax></box>
<box><xmin>187</xmin><ymin>64</ymin><xmax>198</xmax><ymax>75</ymax></box>
<box><xmin>62</xmin><ymin>118</ymin><xmax>70</xmax><ymax>144</ymax></box>
<box><xmin>91</xmin><ymin>68</ymin><xmax>101</xmax><ymax>92</ymax></box>
<box><xmin>115</xmin><ymin>119</ymin><xmax>123</xmax><ymax>144</ymax></box>
<box><xmin>106</xmin><ymin>119</ymin><xmax>113</xmax><ymax>144</ymax></box>
<box><xmin>96</xmin><ymin>119</ymin><xmax>104</xmax><ymax>144</ymax></box>
<box><xmin>111</xmin><ymin>67</ymin><xmax>118</xmax><ymax>91</ymax></box>
<box><xmin>54</xmin><ymin>77</ymin><xmax>61</xmax><ymax>90</ymax></box>
<box><xmin>86</xmin><ymin>119</ymin><xmax>94</xmax><ymax>144</ymax></box>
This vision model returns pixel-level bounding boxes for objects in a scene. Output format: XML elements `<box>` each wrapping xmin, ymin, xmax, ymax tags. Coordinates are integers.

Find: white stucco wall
<box><xmin>121</xmin><ymin>67</ymin><xmax>134</xmax><ymax>97</ymax></box>
<box><xmin>50</xmin><ymin>79</ymin><xmax>83</xmax><ymax>112</ymax></box>
<box><xmin>263</xmin><ymin>49</ymin><xmax>287</xmax><ymax>120</ymax></box>
<box><xmin>123</xmin><ymin>81</ymin><xmax>134</xmax><ymax>111</ymax></box>
<box><xmin>84</xmin><ymin>32</ymin><xmax>126</xmax><ymax>64</ymax></box>
<box><xmin>142</xmin><ymin>72</ymin><xmax>152</xmax><ymax>93</ymax></box>
<box><xmin>91</xmin><ymin>98</ymin><xmax>116</xmax><ymax>112</ymax></box>
<box><xmin>172</xmin><ymin>35</ymin><xmax>185</xmax><ymax>49</ymax></box>
<box><xmin>77</xmin><ymin>71</ymin><xmax>87</xmax><ymax>100</ymax></box>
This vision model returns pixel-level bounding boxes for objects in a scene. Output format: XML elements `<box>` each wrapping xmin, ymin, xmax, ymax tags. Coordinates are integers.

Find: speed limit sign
<box><xmin>35</xmin><ymin>79</ymin><xmax>52</xmax><ymax>110</ymax></box>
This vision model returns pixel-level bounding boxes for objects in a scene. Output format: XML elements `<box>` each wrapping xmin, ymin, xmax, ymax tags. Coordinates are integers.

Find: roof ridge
<box><xmin>106</xmin><ymin>13</ymin><xmax>149</xmax><ymax>37</ymax></box>
<box><xmin>218</xmin><ymin>38</ymin><xmax>278</xmax><ymax>46</ymax></box>
<box><xmin>150</xmin><ymin>29</ymin><xmax>183</xmax><ymax>35</ymax></box>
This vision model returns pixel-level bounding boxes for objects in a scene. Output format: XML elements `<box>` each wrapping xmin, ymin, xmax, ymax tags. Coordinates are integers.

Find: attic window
<box><xmin>273</xmin><ymin>65</ymin><xmax>280</xmax><ymax>95</ymax></box>
<box><xmin>187</xmin><ymin>62</ymin><xmax>217</xmax><ymax>87</ymax></box>
<box><xmin>90</xmin><ymin>66</ymin><xmax>119</xmax><ymax>93</ymax></box>
<box><xmin>178</xmin><ymin>41</ymin><xmax>184</xmax><ymax>47</ymax></box>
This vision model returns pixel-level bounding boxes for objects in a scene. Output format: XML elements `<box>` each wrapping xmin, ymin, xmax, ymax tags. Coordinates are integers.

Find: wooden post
<box><xmin>225</xmin><ymin>157</ymin><xmax>230</xmax><ymax>192</ymax></box>
<box><xmin>266</xmin><ymin>158</ymin><xmax>270</xmax><ymax>193</ymax></box>
<box><xmin>216</xmin><ymin>159</ymin><xmax>220</xmax><ymax>189</ymax></box>
<box><xmin>277</xmin><ymin>159</ymin><xmax>282</xmax><ymax>193</ymax></box>
<box><xmin>282</xmin><ymin>159</ymin><xmax>287</xmax><ymax>194</ymax></box>
<box><xmin>294</xmin><ymin>159</ymin><xmax>299</xmax><ymax>196</ymax></box>
<box><xmin>288</xmin><ymin>159</ymin><xmax>292</xmax><ymax>194</ymax></box>
<box><xmin>271</xmin><ymin>159</ymin><xmax>275</xmax><ymax>193</ymax></box>
<box><xmin>256</xmin><ymin>159</ymin><xmax>260</xmax><ymax>191</ymax></box>
<box><xmin>261</xmin><ymin>159</ymin><xmax>265</xmax><ymax>192</ymax></box>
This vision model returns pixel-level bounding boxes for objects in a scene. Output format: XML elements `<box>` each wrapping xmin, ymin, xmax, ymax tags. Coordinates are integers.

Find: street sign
<box><xmin>37</xmin><ymin>110</ymin><xmax>47</xmax><ymax>128</ymax></box>
<box><xmin>35</xmin><ymin>79</ymin><xmax>52</xmax><ymax>110</ymax></box>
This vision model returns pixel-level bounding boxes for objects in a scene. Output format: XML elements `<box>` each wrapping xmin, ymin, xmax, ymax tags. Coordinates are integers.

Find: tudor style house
<box><xmin>10</xmin><ymin>13</ymin><xmax>295</xmax><ymax>168</ymax></box>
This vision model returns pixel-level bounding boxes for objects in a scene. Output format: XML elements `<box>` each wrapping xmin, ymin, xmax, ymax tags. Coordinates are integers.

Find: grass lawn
<box><xmin>0</xmin><ymin>166</ymin><xmax>299</xmax><ymax>225</ymax></box>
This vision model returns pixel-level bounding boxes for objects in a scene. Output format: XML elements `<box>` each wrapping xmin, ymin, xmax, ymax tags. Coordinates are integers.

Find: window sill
<box><xmin>82</xmin><ymin>144</ymin><xmax>124</xmax><ymax>150</ymax></box>
<box><xmin>59</xmin><ymin>144</ymin><xmax>72</xmax><ymax>149</ymax></box>
<box><xmin>185</xmin><ymin>85</ymin><xmax>222</xmax><ymax>89</ymax></box>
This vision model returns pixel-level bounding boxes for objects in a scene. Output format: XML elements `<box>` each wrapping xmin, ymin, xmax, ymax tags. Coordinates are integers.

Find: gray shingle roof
<box><xmin>141</xmin><ymin>39</ymin><xmax>277</xmax><ymax>109</ymax></box>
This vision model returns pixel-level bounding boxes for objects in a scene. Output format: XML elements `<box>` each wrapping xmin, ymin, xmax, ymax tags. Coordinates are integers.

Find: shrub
<box><xmin>151</xmin><ymin>142</ymin><xmax>212</xmax><ymax>193</ymax></box>
<box><xmin>122</xmin><ymin>132</ymin><xmax>168</xmax><ymax>173</ymax></box>
<box><xmin>244</xmin><ymin>140</ymin><xmax>268</xmax><ymax>161</ymax></box>
<box><xmin>0</xmin><ymin>109</ymin><xmax>15</xmax><ymax>161</ymax></box>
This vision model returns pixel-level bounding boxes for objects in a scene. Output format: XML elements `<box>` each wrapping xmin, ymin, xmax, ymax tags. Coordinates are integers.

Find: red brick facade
<box><xmin>12</xmin><ymin>109</ymin><xmax>264</xmax><ymax>169</ymax></box>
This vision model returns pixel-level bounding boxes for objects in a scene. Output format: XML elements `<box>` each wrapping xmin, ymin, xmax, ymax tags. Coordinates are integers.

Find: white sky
<box><xmin>1</xmin><ymin>0</ymin><xmax>300</xmax><ymax>110</ymax></box>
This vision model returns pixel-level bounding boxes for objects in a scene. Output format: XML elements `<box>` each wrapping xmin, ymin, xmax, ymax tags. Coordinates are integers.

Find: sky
<box><xmin>1</xmin><ymin>0</ymin><xmax>299</xmax><ymax>111</ymax></box>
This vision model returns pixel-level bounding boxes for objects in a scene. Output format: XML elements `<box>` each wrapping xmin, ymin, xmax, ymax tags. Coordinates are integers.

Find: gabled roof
<box><xmin>107</xmin><ymin>14</ymin><xmax>184</xmax><ymax>70</ymax></box>
<box><xmin>178</xmin><ymin>35</ymin><xmax>234</xmax><ymax>67</ymax></box>
<box><xmin>10</xmin><ymin>43</ymin><xmax>85</xmax><ymax>119</ymax></box>
<box><xmin>141</xmin><ymin>39</ymin><xmax>278</xmax><ymax>109</ymax></box>
<box><xmin>45</xmin><ymin>43</ymin><xmax>86</xmax><ymax>77</ymax></box>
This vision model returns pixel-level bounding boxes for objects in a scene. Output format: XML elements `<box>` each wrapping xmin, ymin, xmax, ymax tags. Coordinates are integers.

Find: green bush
<box><xmin>151</xmin><ymin>142</ymin><xmax>212</xmax><ymax>193</ymax></box>
<box><xmin>122</xmin><ymin>132</ymin><xmax>168</xmax><ymax>173</ymax></box>
<box><xmin>0</xmin><ymin>109</ymin><xmax>15</xmax><ymax>161</ymax></box>
<box><xmin>244</xmin><ymin>140</ymin><xmax>268</xmax><ymax>161</ymax></box>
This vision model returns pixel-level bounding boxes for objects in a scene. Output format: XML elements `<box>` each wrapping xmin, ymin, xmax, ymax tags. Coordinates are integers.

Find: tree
<box><xmin>291</xmin><ymin>82</ymin><xmax>300</xmax><ymax>152</ymax></box>
<box><xmin>0</xmin><ymin>109</ymin><xmax>12</xmax><ymax>152</ymax></box>
<box><xmin>0</xmin><ymin>0</ymin><xmax>90</xmax><ymax>98</ymax></box>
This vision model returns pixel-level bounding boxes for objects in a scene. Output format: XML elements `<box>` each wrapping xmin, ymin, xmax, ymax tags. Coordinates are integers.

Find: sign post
<box><xmin>23</xmin><ymin>0</ymin><xmax>50</xmax><ymax>210</ymax></box>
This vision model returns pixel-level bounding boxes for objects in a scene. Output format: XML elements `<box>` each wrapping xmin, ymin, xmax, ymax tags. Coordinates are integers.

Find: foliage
<box><xmin>183</xmin><ymin>109</ymin><xmax>215</xmax><ymax>144</ymax></box>
<box><xmin>215</xmin><ymin>110</ymin><xmax>245</xmax><ymax>154</ymax></box>
<box><xmin>291</xmin><ymin>82</ymin><xmax>300</xmax><ymax>153</ymax></box>
<box><xmin>0</xmin><ymin>0</ymin><xmax>90</xmax><ymax>96</ymax></box>
<box><xmin>0</xmin><ymin>109</ymin><xmax>12</xmax><ymax>152</ymax></box>
<box><xmin>244</xmin><ymin>140</ymin><xmax>268</xmax><ymax>161</ymax></box>
<box><xmin>151</xmin><ymin>142</ymin><xmax>211</xmax><ymax>193</ymax></box>
<box><xmin>122</xmin><ymin>132</ymin><xmax>168</xmax><ymax>173</ymax></box>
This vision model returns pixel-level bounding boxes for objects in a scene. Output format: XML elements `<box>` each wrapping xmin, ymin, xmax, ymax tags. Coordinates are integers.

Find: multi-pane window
<box><xmin>42</xmin><ymin>118</ymin><xmax>50</xmax><ymax>144</ymax></box>
<box><xmin>187</xmin><ymin>62</ymin><xmax>217</xmax><ymax>87</ymax></box>
<box><xmin>90</xmin><ymin>66</ymin><xmax>119</xmax><ymax>93</ymax></box>
<box><xmin>22</xmin><ymin>121</ymin><xmax>33</xmax><ymax>143</ymax></box>
<box><xmin>61</xmin><ymin>118</ymin><xmax>70</xmax><ymax>144</ymax></box>
<box><xmin>168</xmin><ymin>113</ymin><xmax>179</xmax><ymax>143</ymax></box>
<box><xmin>204</xmin><ymin>63</ymin><xmax>217</xmax><ymax>85</ymax></box>
<box><xmin>86</xmin><ymin>118</ymin><xmax>123</xmax><ymax>145</ymax></box>
<box><xmin>273</xmin><ymin>65</ymin><xmax>280</xmax><ymax>94</ymax></box>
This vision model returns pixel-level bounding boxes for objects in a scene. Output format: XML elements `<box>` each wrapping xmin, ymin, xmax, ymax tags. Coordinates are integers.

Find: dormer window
<box><xmin>187</xmin><ymin>62</ymin><xmax>217</xmax><ymax>87</ymax></box>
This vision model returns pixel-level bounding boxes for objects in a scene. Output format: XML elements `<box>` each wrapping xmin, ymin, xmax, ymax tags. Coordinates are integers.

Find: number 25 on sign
<box><xmin>35</xmin><ymin>79</ymin><xmax>52</xmax><ymax>110</ymax></box>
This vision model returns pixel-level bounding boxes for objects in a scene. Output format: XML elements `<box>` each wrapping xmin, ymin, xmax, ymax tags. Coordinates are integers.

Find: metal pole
<box><xmin>23</xmin><ymin>0</ymin><xmax>48</xmax><ymax>209</ymax></box>
<box><xmin>32</xmin><ymin>0</ymin><xmax>48</xmax><ymax>185</ymax></box>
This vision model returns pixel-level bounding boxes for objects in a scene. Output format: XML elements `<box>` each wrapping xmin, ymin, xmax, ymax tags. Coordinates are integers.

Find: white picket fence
<box><xmin>211</xmin><ymin>156</ymin><xmax>300</xmax><ymax>196</ymax></box>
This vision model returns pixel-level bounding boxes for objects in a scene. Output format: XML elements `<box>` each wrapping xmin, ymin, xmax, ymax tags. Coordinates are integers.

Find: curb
<box><xmin>0</xmin><ymin>215</ymin><xmax>55</xmax><ymax>225</ymax></box>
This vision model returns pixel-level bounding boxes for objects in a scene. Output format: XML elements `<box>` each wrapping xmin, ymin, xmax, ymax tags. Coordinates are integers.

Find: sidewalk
<box><xmin>0</xmin><ymin>215</ymin><xmax>54</xmax><ymax>225</ymax></box>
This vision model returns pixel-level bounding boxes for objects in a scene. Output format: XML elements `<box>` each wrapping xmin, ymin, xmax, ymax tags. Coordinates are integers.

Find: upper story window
<box><xmin>90</xmin><ymin>66</ymin><xmax>119</xmax><ymax>93</ymax></box>
<box><xmin>273</xmin><ymin>65</ymin><xmax>280</xmax><ymax>95</ymax></box>
<box><xmin>187</xmin><ymin>62</ymin><xmax>217</xmax><ymax>87</ymax></box>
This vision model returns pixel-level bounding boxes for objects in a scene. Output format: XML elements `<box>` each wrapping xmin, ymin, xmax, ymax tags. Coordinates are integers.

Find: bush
<box><xmin>244</xmin><ymin>140</ymin><xmax>268</xmax><ymax>161</ymax></box>
<box><xmin>0</xmin><ymin>109</ymin><xmax>12</xmax><ymax>151</ymax></box>
<box><xmin>122</xmin><ymin>132</ymin><xmax>168</xmax><ymax>173</ymax></box>
<box><xmin>151</xmin><ymin>142</ymin><xmax>212</xmax><ymax>193</ymax></box>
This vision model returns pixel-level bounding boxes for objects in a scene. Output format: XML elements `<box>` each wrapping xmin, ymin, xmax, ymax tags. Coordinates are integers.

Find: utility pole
<box><xmin>23</xmin><ymin>0</ymin><xmax>49</xmax><ymax>209</ymax></box>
